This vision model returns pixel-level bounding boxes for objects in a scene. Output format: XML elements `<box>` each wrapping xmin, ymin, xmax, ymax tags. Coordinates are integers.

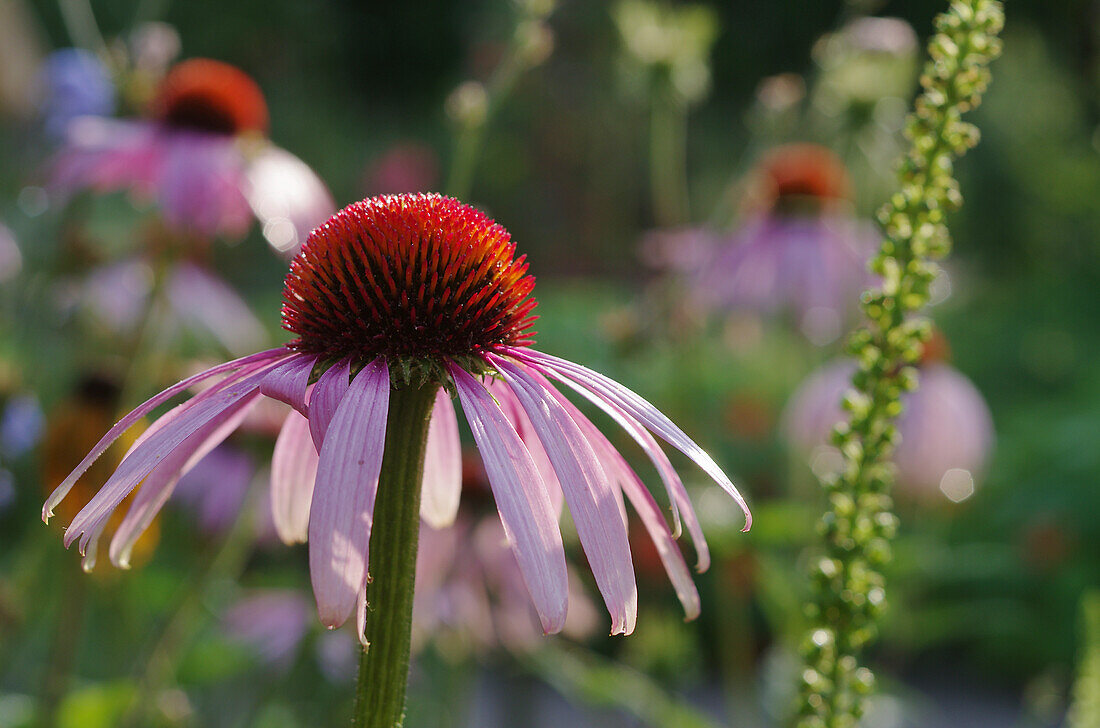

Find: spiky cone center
<box><xmin>153</xmin><ymin>58</ymin><xmax>269</xmax><ymax>136</ymax></box>
<box><xmin>282</xmin><ymin>194</ymin><xmax>538</xmax><ymax>379</ymax></box>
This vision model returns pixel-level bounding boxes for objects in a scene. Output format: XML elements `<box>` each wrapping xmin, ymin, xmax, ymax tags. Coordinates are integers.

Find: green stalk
<box><xmin>795</xmin><ymin>3</ymin><xmax>1003</xmax><ymax>726</ymax></box>
<box><xmin>354</xmin><ymin>383</ymin><xmax>439</xmax><ymax>728</ymax></box>
<box><xmin>649</xmin><ymin>88</ymin><xmax>691</xmax><ymax>228</ymax></box>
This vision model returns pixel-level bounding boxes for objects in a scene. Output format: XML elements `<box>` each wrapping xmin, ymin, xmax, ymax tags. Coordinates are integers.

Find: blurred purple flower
<box><xmin>0</xmin><ymin>393</ymin><xmax>45</xmax><ymax>458</ymax></box>
<box><xmin>50</xmin><ymin>58</ymin><xmax>334</xmax><ymax>253</ymax></box>
<box><xmin>414</xmin><ymin>512</ymin><xmax>599</xmax><ymax>655</ymax></box>
<box><xmin>783</xmin><ymin>358</ymin><xmax>995</xmax><ymax>502</ymax></box>
<box><xmin>221</xmin><ymin>589</ymin><xmax>313</xmax><ymax>670</ymax></box>
<box><xmin>73</xmin><ymin>258</ymin><xmax>266</xmax><ymax>356</ymax></box>
<box><xmin>38</xmin><ymin>48</ymin><xmax>115</xmax><ymax>138</ymax></box>
<box><xmin>697</xmin><ymin>215</ymin><xmax>878</xmax><ymax>344</ymax></box>
<box><xmin>695</xmin><ymin>144</ymin><xmax>877</xmax><ymax>344</ymax></box>
<box><xmin>173</xmin><ymin>444</ymin><xmax>254</xmax><ymax>533</ymax></box>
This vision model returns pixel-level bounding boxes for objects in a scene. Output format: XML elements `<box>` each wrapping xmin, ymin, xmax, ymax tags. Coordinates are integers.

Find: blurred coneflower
<box><xmin>44</xmin><ymin>193</ymin><xmax>751</xmax><ymax>641</ymax></box>
<box><xmin>50</xmin><ymin>58</ymin><xmax>333</xmax><ymax>254</ymax></box>
<box><xmin>782</xmin><ymin>332</ymin><xmax>994</xmax><ymax>502</ymax></box>
<box><xmin>696</xmin><ymin>144</ymin><xmax>879</xmax><ymax>344</ymax></box>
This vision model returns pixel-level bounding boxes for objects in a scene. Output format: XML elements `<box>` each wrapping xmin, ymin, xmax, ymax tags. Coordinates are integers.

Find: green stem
<box><xmin>649</xmin><ymin>90</ymin><xmax>690</xmax><ymax>228</ymax></box>
<box><xmin>522</xmin><ymin>643</ymin><xmax>723</xmax><ymax>728</ymax></box>
<box><xmin>354</xmin><ymin>383</ymin><xmax>439</xmax><ymax>728</ymax></box>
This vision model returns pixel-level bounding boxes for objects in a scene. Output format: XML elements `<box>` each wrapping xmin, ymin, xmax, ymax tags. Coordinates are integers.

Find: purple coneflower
<box><xmin>697</xmin><ymin>144</ymin><xmax>878</xmax><ymax>344</ymax></box>
<box><xmin>51</xmin><ymin>58</ymin><xmax>333</xmax><ymax>254</ymax></box>
<box><xmin>782</xmin><ymin>334</ymin><xmax>994</xmax><ymax>502</ymax></box>
<box><xmin>44</xmin><ymin>193</ymin><xmax>750</xmax><ymax>639</ymax></box>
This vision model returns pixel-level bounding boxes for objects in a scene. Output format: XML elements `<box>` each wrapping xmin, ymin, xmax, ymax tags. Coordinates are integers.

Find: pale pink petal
<box><xmin>308</xmin><ymin>359</ymin><xmax>351</xmax><ymax>450</ymax></box>
<box><xmin>166</xmin><ymin>263</ymin><xmax>267</xmax><ymax>356</ymax></box>
<box><xmin>486</xmin><ymin>379</ymin><xmax>564</xmax><ymax>518</ymax></box>
<box><xmin>555</xmin><ymin>392</ymin><xmax>700</xmax><ymax>619</ymax></box>
<box><xmin>489</xmin><ymin>356</ymin><xmax>638</xmax><ymax>636</ymax></box>
<box><xmin>245</xmin><ymin>145</ymin><xmax>336</xmax><ymax>256</ymax></box>
<box><xmin>270</xmin><ymin>410</ymin><xmax>318</xmax><ymax>545</ymax></box>
<box><xmin>529</xmin><ymin>368</ymin><xmax>710</xmax><ymax>571</ymax></box>
<box><xmin>513</xmin><ymin>348</ymin><xmax>752</xmax><ymax>532</ymax></box>
<box><xmin>308</xmin><ymin>359</ymin><xmax>389</xmax><ymax>628</ymax></box>
<box><xmin>109</xmin><ymin>395</ymin><xmax>258</xmax><ymax>567</ymax></box>
<box><xmin>449</xmin><ymin>365</ymin><xmax>568</xmax><ymax>634</ymax></box>
<box><xmin>420</xmin><ymin>391</ymin><xmax>462</xmax><ymax>529</ymax></box>
<box><xmin>260</xmin><ymin>353</ymin><xmax>317</xmax><ymax>416</ymax></box>
<box><xmin>66</xmin><ymin>363</ymin><xmax>273</xmax><ymax>562</ymax></box>
<box><xmin>42</xmin><ymin>347</ymin><xmax>287</xmax><ymax>521</ymax></box>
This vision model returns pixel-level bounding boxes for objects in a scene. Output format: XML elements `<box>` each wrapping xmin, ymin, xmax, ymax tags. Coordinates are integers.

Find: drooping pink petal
<box><xmin>109</xmin><ymin>394</ymin><xmax>258</xmax><ymax>567</ymax></box>
<box><xmin>527</xmin><ymin>367</ymin><xmax>710</xmax><ymax>571</ymax></box>
<box><xmin>270</xmin><ymin>410</ymin><xmax>318</xmax><ymax>545</ymax></box>
<box><xmin>489</xmin><ymin>355</ymin><xmax>638</xmax><ymax>636</ymax></box>
<box><xmin>449</xmin><ymin>365</ymin><xmax>568</xmax><ymax>634</ymax></box>
<box><xmin>260</xmin><ymin>353</ymin><xmax>317</xmax><ymax>416</ymax></box>
<box><xmin>308</xmin><ymin>359</ymin><xmax>389</xmax><ymax>628</ymax></box>
<box><xmin>308</xmin><ymin>358</ymin><xmax>351</xmax><ymax>450</ymax></box>
<box><xmin>420</xmin><ymin>390</ymin><xmax>462</xmax><ymax>529</ymax></box>
<box><xmin>67</xmin><ymin>363</ymin><xmax>273</xmax><ymax>562</ymax></box>
<box><xmin>49</xmin><ymin>118</ymin><xmax>163</xmax><ymax>197</ymax></box>
<box><xmin>485</xmin><ymin>378</ymin><xmax>564</xmax><ymax>518</ymax></box>
<box><xmin>512</xmin><ymin>348</ymin><xmax>752</xmax><ymax>531</ymax></box>
<box><xmin>43</xmin><ymin>347</ymin><xmax>287</xmax><ymax>522</ymax></box>
<box><xmin>549</xmin><ymin>388</ymin><xmax>700</xmax><ymax>619</ymax></box>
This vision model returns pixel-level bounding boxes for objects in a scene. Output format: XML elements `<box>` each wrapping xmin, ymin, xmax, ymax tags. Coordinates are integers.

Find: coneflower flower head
<box><xmin>45</xmin><ymin>193</ymin><xmax>750</xmax><ymax>638</ymax></box>
<box><xmin>50</xmin><ymin>57</ymin><xmax>333</xmax><ymax>251</ymax></box>
<box><xmin>753</xmin><ymin>143</ymin><xmax>851</xmax><ymax>214</ymax></box>
<box><xmin>282</xmin><ymin>195</ymin><xmax>536</xmax><ymax>379</ymax></box>
<box><xmin>696</xmin><ymin>143</ymin><xmax>877</xmax><ymax>344</ymax></box>
<box><xmin>152</xmin><ymin>58</ymin><xmax>268</xmax><ymax>136</ymax></box>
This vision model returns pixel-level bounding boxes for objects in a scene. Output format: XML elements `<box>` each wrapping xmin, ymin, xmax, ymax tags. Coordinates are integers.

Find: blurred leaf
<box><xmin>56</xmin><ymin>681</ymin><xmax>136</xmax><ymax>728</ymax></box>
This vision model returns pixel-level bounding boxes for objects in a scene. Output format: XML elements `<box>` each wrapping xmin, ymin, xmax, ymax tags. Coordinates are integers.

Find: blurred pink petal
<box><xmin>420</xmin><ymin>390</ymin><xmax>462</xmax><ymax>529</ymax></box>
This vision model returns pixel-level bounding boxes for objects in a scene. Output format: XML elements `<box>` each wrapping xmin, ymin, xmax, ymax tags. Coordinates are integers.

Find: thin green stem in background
<box><xmin>795</xmin><ymin>3</ymin><xmax>1004</xmax><ymax>727</ymax></box>
<box><xmin>354</xmin><ymin>383</ymin><xmax>439</xmax><ymax>728</ymax></box>
<box><xmin>649</xmin><ymin>89</ymin><xmax>691</xmax><ymax>228</ymax></box>
<box><xmin>524</xmin><ymin>642</ymin><xmax>724</xmax><ymax>728</ymax></box>
<box><xmin>444</xmin><ymin>6</ymin><xmax>555</xmax><ymax>200</ymax></box>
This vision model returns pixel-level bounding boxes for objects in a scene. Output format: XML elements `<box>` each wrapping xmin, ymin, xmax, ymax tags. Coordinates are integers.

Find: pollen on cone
<box><xmin>282</xmin><ymin>193</ymin><xmax>538</xmax><ymax>363</ymax></box>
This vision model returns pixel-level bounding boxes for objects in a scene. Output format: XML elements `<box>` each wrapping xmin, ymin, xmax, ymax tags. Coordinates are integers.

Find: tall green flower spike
<box><xmin>1068</xmin><ymin>592</ymin><xmax>1100</xmax><ymax>728</ymax></box>
<box><xmin>795</xmin><ymin>2</ymin><xmax>1003</xmax><ymax>726</ymax></box>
